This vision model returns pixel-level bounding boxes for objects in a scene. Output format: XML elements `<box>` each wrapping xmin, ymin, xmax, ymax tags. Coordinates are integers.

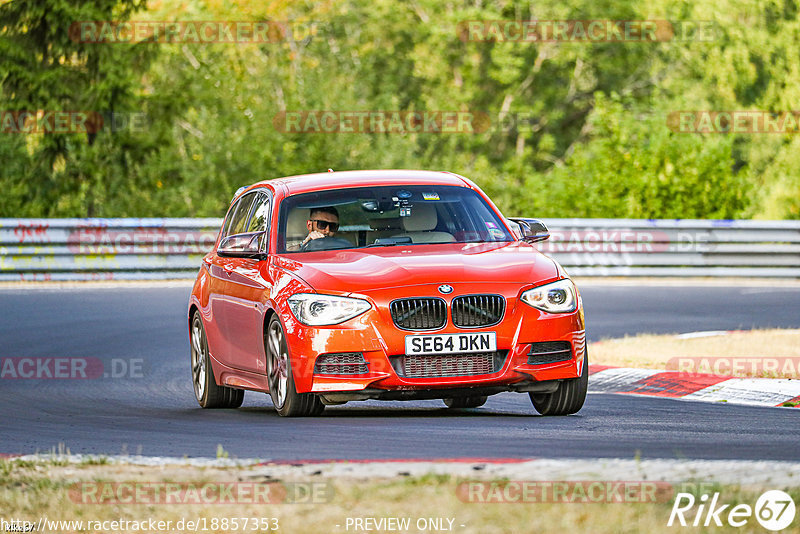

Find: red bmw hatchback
<box><xmin>188</xmin><ymin>170</ymin><xmax>587</xmax><ymax>416</ymax></box>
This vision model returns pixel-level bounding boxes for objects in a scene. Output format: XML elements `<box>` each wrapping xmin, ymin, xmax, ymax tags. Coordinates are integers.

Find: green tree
<box><xmin>0</xmin><ymin>0</ymin><xmax>155</xmax><ymax>216</ymax></box>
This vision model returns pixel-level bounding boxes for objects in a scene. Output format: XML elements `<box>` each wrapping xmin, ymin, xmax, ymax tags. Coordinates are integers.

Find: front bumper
<box><xmin>282</xmin><ymin>283</ymin><xmax>586</xmax><ymax>396</ymax></box>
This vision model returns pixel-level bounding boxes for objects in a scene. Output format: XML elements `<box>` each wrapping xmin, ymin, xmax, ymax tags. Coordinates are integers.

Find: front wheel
<box><xmin>266</xmin><ymin>316</ymin><xmax>325</xmax><ymax>417</ymax></box>
<box><xmin>190</xmin><ymin>311</ymin><xmax>244</xmax><ymax>408</ymax></box>
<box><xmin>529</xmin><ymin>350</ymin><xmax>588</xmax><ymax>416</ymax></box>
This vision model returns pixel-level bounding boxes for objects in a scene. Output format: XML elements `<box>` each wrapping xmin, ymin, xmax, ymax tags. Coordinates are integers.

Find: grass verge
<box><xmin>1</xmin><ymin>460</ymin><xmax>799</xmax><ymax>534</ymax></box>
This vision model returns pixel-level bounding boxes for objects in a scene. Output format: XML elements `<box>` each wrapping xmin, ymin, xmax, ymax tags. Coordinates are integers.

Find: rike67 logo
<box><xmin>668</xmin><ymin>490</ymin><xmax>796</xmax><ymax>531</ymax></box>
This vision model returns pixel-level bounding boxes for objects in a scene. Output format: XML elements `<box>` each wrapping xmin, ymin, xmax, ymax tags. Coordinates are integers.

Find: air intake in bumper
<box><xmin>527</xmin><ymin>341</ymin><xmax>572</xmax><ymax>365</ymax></box>
<box><xmin>391</xmin><ymin>351</ymin><xmax>507</xmax><ymax>378</ymax></box>
<box><xmin>314</xmin><ymin>352</ymin><xmax>369</xmax><ymax>375</ymax></box>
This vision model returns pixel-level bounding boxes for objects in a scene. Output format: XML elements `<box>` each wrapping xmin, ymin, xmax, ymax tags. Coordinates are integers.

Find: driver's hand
<box><xmin>302</xmin><ymin>231</ymin><xmax>325</xmax><ymax>245</ymax></box>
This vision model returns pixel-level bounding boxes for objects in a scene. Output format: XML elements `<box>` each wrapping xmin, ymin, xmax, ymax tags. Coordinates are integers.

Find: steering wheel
<box><xmin>299</xmin><ymin>236</ymin><xmax>352</xmax><ymax>252</ymax></box>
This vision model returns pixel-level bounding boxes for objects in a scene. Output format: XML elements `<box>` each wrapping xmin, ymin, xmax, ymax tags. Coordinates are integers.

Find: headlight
<box><xmin>520</xmin><ymin>279</ymin><xmax>578</xmax><ymax>314</ymax></box>
<box><xmin>287</xmin><ymin>293</ymin><xmax>372</xmax><ymax>326</ymax></box>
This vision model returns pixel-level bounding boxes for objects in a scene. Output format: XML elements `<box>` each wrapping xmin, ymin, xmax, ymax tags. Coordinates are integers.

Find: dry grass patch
<box><xmin>2</xmin><ymin>460</ymin><xmax>799</xmax><ymax>534</ymax></box>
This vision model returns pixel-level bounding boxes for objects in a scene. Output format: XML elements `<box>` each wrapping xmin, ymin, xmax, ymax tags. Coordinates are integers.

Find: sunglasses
<box><xmin>309</xmin><ymin>219</ymin><xmax>339</xmax><ymax>232</ymax></box>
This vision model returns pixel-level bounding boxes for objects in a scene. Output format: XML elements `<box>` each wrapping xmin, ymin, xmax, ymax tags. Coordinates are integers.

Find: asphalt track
<box><xmin>1</xmin><ymin>284</ymin><xmax>798</xmax><ymax>460</ymax></box>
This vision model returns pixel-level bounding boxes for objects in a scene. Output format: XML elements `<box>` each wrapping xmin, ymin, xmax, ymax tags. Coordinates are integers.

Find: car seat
<box><xmin>392</xmin><ymin>203</ymin><xmax>455</xmax><ymax>244</ymax></box>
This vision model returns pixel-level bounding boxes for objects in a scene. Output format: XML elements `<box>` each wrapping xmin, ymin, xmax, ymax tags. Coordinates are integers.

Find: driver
<box><xmin>299</xmin><ymin>206</ymin><xmax>339</xmax><ymax>249</ymax></box>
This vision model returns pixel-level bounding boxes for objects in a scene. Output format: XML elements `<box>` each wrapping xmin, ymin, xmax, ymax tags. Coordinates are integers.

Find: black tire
<box><xmin>529</xmin><ymin>350</ymin><xmax>589</xmax><ymax>416</ymax></box>
<box><xmin>190</xmin><ymin>311</ymin><xmax>244</xmax><ymax>409</ymax></box>
<box><xmin>266</xmin><ymin>316</ymin><xmax>325</xmax><ymax>417</ymax></box>
<box><xmin>443</xmin><ymin>396</ymin><xmax>488</xmax><ymax>409</ymax></box>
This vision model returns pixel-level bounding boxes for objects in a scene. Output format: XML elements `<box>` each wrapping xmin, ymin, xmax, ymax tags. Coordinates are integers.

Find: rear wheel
<box><xmin>190</xmin><ymin>311</ymin><xmax>244</xmax><ymax>408</ymax></box>
<box><xmin>529</xmin><ymin>351</ymin><xmax>588</xmax><ymax>416</ymax></box>
<box><xmin>266</xmin><ymin>316</ymin><xmax>325</xmax><ymax>417</ymax></box>
<box><xmin>443</xmin><ymin>396</ymin><xmax>488</xmax><ymax>409</ymax></box>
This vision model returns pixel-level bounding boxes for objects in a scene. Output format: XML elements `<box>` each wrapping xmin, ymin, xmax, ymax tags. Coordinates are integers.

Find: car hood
<box><xmin>276</xmin><ymin>242</ymin><xmax>559</xmax><ymax>294</ymax></box>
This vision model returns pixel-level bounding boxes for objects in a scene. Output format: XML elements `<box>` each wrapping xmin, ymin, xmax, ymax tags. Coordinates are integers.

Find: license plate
<box><xmin>404</xmin><ymin>332</ymin><xmax>497</xmax><ymax>356</ymax></box>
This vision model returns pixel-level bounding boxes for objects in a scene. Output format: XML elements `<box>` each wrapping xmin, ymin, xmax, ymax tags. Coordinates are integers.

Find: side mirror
<box><xmin>217</xmin><ymin>231</ymin><xmax>267</xmax><ymax>258</ymax></box>
<box><xmin>509</xmin><ymin>218</ymin><xmax>550</xmax><ymax>243</ymax></box>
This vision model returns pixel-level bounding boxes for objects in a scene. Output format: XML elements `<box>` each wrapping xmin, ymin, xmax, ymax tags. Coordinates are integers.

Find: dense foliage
<box><xmin>1</xmin><ymin>0</ymin><xmax>798</xmax><ymax>219</ymax></box>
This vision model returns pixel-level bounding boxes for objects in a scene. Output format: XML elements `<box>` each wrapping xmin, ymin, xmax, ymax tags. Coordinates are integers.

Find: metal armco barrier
<box><xmin>539</xmin><ymin>218</ymin><xmax>800</xmax><ymax>278</ymax></box>
<box><xmin>0</xmin><ymin>218</ymin><xmax>221</xmax><ymax>281</ymax></box>
<box><xmin>0</xmin><ymin>218</ymin><xmax>798</xmax><ymax>281</ymax></box>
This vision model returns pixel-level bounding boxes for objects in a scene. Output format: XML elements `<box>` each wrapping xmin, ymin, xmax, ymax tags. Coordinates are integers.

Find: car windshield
<box><xmin>278</xmin><ymin>185</ymin><xmax>514</xmax><ymax>253</ymax></box>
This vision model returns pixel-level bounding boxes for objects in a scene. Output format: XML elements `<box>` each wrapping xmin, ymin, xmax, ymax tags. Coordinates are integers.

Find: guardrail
<box><xmin>1</xmin><ymin>218</ymin><xmax>798</xmax><ymax>281</ymax></box>
<box><xmin>540</xmin><ymin>218</ymin><xmax>800</xmax><ymax>278</ymax></box>
<box><xmin>0</xmin><ymin>219</ymin><xmax>220</xmax><ymax>281</ymax></box>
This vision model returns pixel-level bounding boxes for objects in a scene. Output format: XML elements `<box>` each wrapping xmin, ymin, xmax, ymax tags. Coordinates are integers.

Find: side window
<box><xmin>247</xmin><ymin>193</ymin><xmax>271</xmax><ymax>233</ymax></box>
<box><xmin>226</xmin><ymin>192</ymin><xmax>257</xmax><ymax>237</ymax></box>
<box><xmin>247</xmin><ymin>192</ymin><xmax>271</xmax><ymax>252</ymax></box>
<box><xmin>221</xmin><ymin>199</ymin><xmax>240</xmax><ymax>239</ymax></box>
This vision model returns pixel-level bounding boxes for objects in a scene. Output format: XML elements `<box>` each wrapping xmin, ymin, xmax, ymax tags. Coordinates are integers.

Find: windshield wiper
<box><xmin>364</xmin><ymin>237</ymin><xmax>413</xmax><ymax>247</ymax></box>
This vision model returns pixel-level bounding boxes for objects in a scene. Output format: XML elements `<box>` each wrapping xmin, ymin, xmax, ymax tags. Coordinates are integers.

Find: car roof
<box><xmin>248</xmin><ymin>169</ymin><xmax>471</xmax><ymax>196</ymax></box>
